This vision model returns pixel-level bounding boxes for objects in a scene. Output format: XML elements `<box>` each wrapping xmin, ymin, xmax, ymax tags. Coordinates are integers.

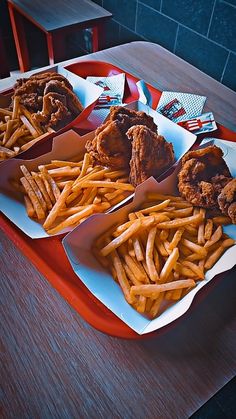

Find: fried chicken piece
<box><xmin>12</xmin><ymin>72</ymin><xmax>83</xmax><ymax>130</ymax></box>
<box><xmin>31</xmin><ymin>92</ymin><xmax>72</xmax><ymax>130</ymax></box>
<box><xmin>127</xmin><ymin>125</ymin><xmax>175</xmax><ymax>186</ymax></box>
<box><xmin>15</xmin><ymin>92</ymin><xmax>43</xmax><ymax>113</ymax></box>
<box><xmin>178</xmin><ymin>145</ymin><xmax>232</xmax><ymax>208</ymax></box>
<box><xmin>13</xmin><ymin>72</ymin><xmax>73</xmax><ymax>113</ymax></box>
<box><xmin>44</xmin><ymin>80</ymin><xmax>83</xmax><ymax>115</ymax></box>
<box><xmin>218</xmin><ymin>178</ymin><xmax>236</xmax><ymax>223</ymax></box>
<box><xmin>86</xmin><ymin>120</ymin><xmax>132</xmax><ymax>168</ymax></box>
<box><xmin>109</xmin><ymin>106</ymin><xmax>157</xmax><ymax>133</ymax></box>
<box><xmin>86</xmin><ymin>107</ymin><xmax>157</xmax><ymax>169</ymax></box>
<box><xmin>14</xmin><ymin>72</ymin><xmax>73</xmax><ymax>93</ymax></box>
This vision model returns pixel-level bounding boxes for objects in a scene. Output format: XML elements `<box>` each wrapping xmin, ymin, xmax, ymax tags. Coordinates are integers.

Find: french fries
<box><xmin>0</xmin><ymin>97</ymin><xmax>54</xmax><ymax>160</ymax></box>
<box><xmin>94</xmin><ymin>194</ymin><xmax>235</xmax><ymax>319</ymax></box>
<box><xmin>17</xmin><ymin>153</ymin><xmax>134</xmax><ymax>234</ymax></box>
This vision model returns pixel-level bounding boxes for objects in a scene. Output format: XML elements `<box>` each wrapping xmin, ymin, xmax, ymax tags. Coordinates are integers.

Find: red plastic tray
<box><xmin>65</xmin><ymin>60</ymin><xmax>162</xmax><ymax>109</ymax></box>
<box><xmin>1</xmin><ymin>60</ymin><xmax>236</xmax><ymax>339</ymax></box>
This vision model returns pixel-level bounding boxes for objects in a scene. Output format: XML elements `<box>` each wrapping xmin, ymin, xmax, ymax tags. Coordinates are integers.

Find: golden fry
<box><xmin>123</xmin><ymin>254</ymin><xmax>147</xmax><ymax>283</ymax></box>
<box><xmin>168</xmin><ymin>228</ymin><xmax>184</xmax><ymax>250</ymax></box>
<box><xmin>46</xmin><ymin>205</ymin><xmax>95</xmax><ymax>234</ymax></box>
<box><xmin>24</xmin><ymin>195</ymin><xmax>35</xmax><ymax>218</ymax></box>
<box><xmin>101</xmin><ymin>220</ymin><xmax>142</xmax><ymax>256</ymax></box>
<box><xmin>130</xmin><ymin>279</ymin><xmax>196</xmax><ymax>298</ymax></box>
<box><xmin>20</xmin><ymin>177</ymin><xmax>45</xmax><ymax>219</ymax></box>
<box><xmin>146</xmin><ymin>227</ymin><xmax>159</xmax><ymax>282</ymax></box>
<box><xmin>138</xmin><ymin>199</ymin><xmax>170</xmax><ymax>214</ymax></box>
<box><xmin>43</xmin><ymin>182</ymin><xmax>73</xmax><ymax>230</ymax></box>
<box><xmin>32</xmin><ymin>172</ymin><xmax>53</xmax><ymax>210</ymax></box>
<box><xmin>0</xmin><ymin>145</ymin><xmax>16</xmax><ymax>158</ymax></box>
<box><xmin>160</xmin><ymin>248</ymin><xmax>179</xmax><ymax>282</ymax></box>
<box><xmin>73</xmin><ymin>180</ymin><xmax>134</xmax><ymax>191</ymax></box>
<box><xmin>204</xmin><ymin>219</ymin><xmax>213</xmax><ymax>240</ymax></box>
<box><xmin>20</xmin><ymin>165</ymin><xmax>47</xmax><ymax>212</ymax></box>
<box><xmin>5</xmin><ymin>126</ymin><xmax>26</xmax><ymax>148</ymax></box>
<box><xmin>156</xmin><ymin>213</ymin><xmax>203</xmax><ymax>229</ymax></box>
<box><xmin>197</xmin><ymin>208</ymin><xmax>206</xmax><ymax>245</ymax></box>
<box><xmin>149</xmin><ymin>293</ymin><xmax>165</xmax><ymax>318</ymax></box>
<box><xmin>123</xmin><ymin>263</ymin><xmax>142</xmax><ymax>286</ymax></box>
<box><xmin>12</xmin><ymin>96</ymin><xmax>20</xmax><ymax>120</ymax></box>
<box><xmin>204</xmin><ymin>225</ymin><xmax>222</xmax><ymax>248</ymax></box>
<box><xmin>182</xmin><ymin>238</ymin><xmax>207</xmax><ymax>258</ymax></box>
<box><xmin>111</xmin><ymin>250</ymin><xmax>133</xmax><ymax>304</ymax></box>
<box><xmin>205</xmin><ymin>238</ymin><xmax>235</xmax><ymax>269</ymax></box>
<box><xmin>167</xmin><ymin>207</ymin><xmax>193</xmax><ymax>218</ymax></box>
<box><xmin>159</xmin><ymin>229</ymin><xmax>169</xmax><ymax>241</ymax></box>
<box><xmin>182</xmin><ymin>260</ymin><xmax>204</xmax><ymax>280</ymax></box>
<box><xmin>136</xmin><ymin>296</ymin><xmax>147</xmax><ymax>313</ymax></box>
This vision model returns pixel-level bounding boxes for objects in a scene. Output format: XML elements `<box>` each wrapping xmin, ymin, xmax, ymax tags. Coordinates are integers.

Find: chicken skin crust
<box><xmin>109</xmin><ymin>106</ymin><xmax>157</xmax><ymax>133</ymax></box>
<box><xmin>218</xmin><ymin>178</ymin><xmax>236</xmax><ymax>224</ymax></box>
<box><xmin>127</xmin><ymin>125</ymin><xmax>175</xmax><ymax>186</ymax></box>
<box><xmin>178</xmin><ymin>145</ymin><xmax>232</xmax><ymax>208</ymax></box>
<box><xmin>31</xmin><ymin>92</ymin><xmax>72</xmax><ymax>130</ymax></box>
<box><xmin>13</xmin><ymin>73</ymin><xmax>73</xmax><ymax>113</ymax></box>
<box><xmin>85</xmin><ymin>107</ymin><xmax>157</xmax><ymax>169</ymax></box>
<box><xmin>12</xmin><ymin>72</ymin><xmax>83</xmax><ymax>130</ymax></box>
<box><xmin>86</xmin><ymin>119</ymin><xmax>132</xmax><ymax>168</ymax></box>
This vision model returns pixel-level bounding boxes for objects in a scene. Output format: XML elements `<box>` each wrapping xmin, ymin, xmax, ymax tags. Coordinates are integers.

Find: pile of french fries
<box><xmin>0</xmin><ymin>97</ymin><xmax>53</xmax><ymax>160</ymax></box>
<box><xmin>16</xmin><ymin>152</ymin><xmax>134</xmax><ymax>234</ymax></box>
<box><xmin>94</xmin><ymin>193</ymin><xmax>235</xmax><ymax>318</ymax></box>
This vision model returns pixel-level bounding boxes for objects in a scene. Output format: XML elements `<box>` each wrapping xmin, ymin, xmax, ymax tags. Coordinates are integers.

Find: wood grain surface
<box><xmin>1</xmin><ymin>41</ymin><xmax>235</xmax><ymax>130</ymax></box>
<box><xmin>1</xmin><ymin>42</ymin><xmax>236</xmax><ymax>418</ymax></box>
<box><xmin>8</xmin><ymin>0</ymin><xmax>112</xmax><ymax>31</ymax></box>
<box><xmin>1</xmin><ymin>233</ymin><xmax>236</xmax><ymax>418</ymax></box>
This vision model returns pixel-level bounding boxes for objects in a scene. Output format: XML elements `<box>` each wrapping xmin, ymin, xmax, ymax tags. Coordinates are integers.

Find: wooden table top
<box><xmin>1</xmin><ymin>42</ymin><xmax>236</xmax><ymax>418</ymax></box>
<box><xmin>8</xmin><ymin>0</ymin><xmax>112</xmax><ymax>31</ymax></box>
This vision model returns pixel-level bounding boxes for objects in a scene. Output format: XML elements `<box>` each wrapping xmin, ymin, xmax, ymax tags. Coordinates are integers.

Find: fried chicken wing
<box><xmin>86</xmin><ymin>120</ymin><xmax>131</xmax><ymax>168</ymax></box>
<box><xmin>43</xmin><ymin>80</ymin><xmax>83</xmax><ymax>115</ymax></box>
<box><xmin>109</xmin><ymin>106</ymin><xmax>157</xmax><ymax>133</ymax></box>
<box><xmin>32</xmin><ymin>93</ymin><xmax>72</xmax><ymax>130</ymax></box>
<box><xmin>86</xmin><ymin>107</ymin><xmax>157</xmax><ymax>169</ymax></box>
<box><xmin>178</xmin><ymin>145</ymin><xmax>232</xmax><ymax>208</ymax></box>
<box><xmin>127</xmin><ymin>125</ymin><xmax>175</xmax><ymax>186</ymax></box>
<box><xmin>218</xmin><ymin>178</ymin><xmax>236</xmax><ymax>223</ymax></box>
<box><xmin>13</xmin><ymin>73</ymin><xmax>73</xmax><ymax>113</ymax></box>
<box><xmin>12</xmin><ymin>72</ymin><xmax>83</xmax><ymax>131</ymax></box>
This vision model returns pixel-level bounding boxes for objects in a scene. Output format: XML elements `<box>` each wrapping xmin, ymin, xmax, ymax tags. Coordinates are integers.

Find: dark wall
<box><xmin>94</xmin><ymin>0</ymin><xmax>236</xmax><ymax>91</ymax></box>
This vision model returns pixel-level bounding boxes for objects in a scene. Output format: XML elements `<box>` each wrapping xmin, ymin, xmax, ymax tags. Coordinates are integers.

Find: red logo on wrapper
<box><xmin>159</xmin><ymin>99</ymin><xmax>186</xmax><ymax>120</ymax></box>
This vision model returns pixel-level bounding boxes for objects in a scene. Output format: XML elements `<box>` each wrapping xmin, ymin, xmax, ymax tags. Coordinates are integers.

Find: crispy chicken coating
<box><xmin>86</xmin><ymin>106</ymin><xmax>158</xmax><ymax>169</ymax></box>
<box><xmin>13</xmin><ymin>73</ymin><xmax>73</xmax><ymax>113</ymax></box>
<box><xmin>86</xmin><ymin>119</ymin><xmax>132</xmax><ymax>168</ymax></box>
<box><xmin>31</xmin><ymin>93</ymin><xmax>72</xmax><ymax>130</ymax></box>
<box><xmin>43</xmin><ymin>80</ymin><xmax>83</xmax><ymax>115</ymax></box>
<box><xmin>109</xmin><ymin>106</ymin><xmax>157</xmax><ymax>133</ymax></box>
<box><xmin>178</xmin><ymin>145</ymin><xmax>232</xmax><ymax>208</ymax></box>
<box><xmin>127</xmin><ymin>125</ymin><xmax>175</xmax><ymax>186</ymax></box>
<box><xmin>218</xmin><ymin>178</ymin><xmax>236</xmax><ymax>223</ymax></box>
<box><xmin>12</xmin><ymin>72</ymin><xmax>83</xmax><ymax>130</ymax></box>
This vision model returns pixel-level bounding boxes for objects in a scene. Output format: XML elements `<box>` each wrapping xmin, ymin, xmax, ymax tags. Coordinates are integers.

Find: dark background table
<box><xmin>1</xmin><ymin>42</ymin><xmax>236</xmax><ymax>418</ymax></box>
<box><xmin>7</xmin><ymin>0</ymin><xmax>112</xmax><ymax>71</ymax></box>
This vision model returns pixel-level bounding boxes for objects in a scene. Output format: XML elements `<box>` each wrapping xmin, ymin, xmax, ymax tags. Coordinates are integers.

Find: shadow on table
<box><xmin>140</xmin><ymin>267</ymin><xmax>236</xmax><ymax>358</ymax></box>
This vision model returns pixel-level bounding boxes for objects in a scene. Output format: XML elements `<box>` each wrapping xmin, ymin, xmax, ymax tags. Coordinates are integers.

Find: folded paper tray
<box><xmin>1</xmin><ymin>60</ymin><xmax>236</xmax><ymax>339</ymax></box>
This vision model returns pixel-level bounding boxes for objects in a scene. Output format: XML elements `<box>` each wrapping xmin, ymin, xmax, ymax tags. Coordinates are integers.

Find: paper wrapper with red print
<box><xmin>156</xmin><ymin>91</ymin><xmax>206</xmax><ymax>122</ymax></box>
<box><xmin>86</xmin><ymin>73</ymin><xmax>125</xmax><ymax>107</ymax></box>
